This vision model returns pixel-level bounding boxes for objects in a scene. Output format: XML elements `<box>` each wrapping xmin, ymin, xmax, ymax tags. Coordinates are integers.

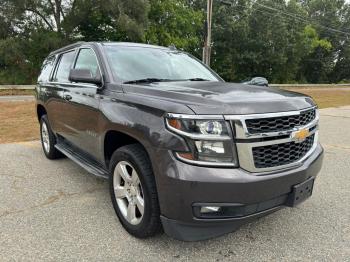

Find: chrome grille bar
<box><xmin>225</xmin><ymin>107</ymin><xmax>319</xmax><ymax>173</ymax></box>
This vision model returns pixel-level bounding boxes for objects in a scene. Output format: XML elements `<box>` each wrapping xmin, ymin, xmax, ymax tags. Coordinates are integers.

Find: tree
<box><xmin>64</xmin><ymin>0</ymin><xmax>149</xmax><ymax>41</ymax></box>
<box><xmin>145</xmin><ymin>0</ymin><xmax>204</xmax><ymax>55</ymax></box>
<box><xmin>300</xmin><ymin>0</ymin><xmax>349</xmax><ymax>83</ymax></box>
<box><xmin>0</xmin><ymin>0</ymin><xmax>150</xmax><ymax>84</ymax></box>
<box><xmin>0</xmin><ymin>0</ymin><xmax>349</xmax><ymax>84</ymax></box>
<box><xmin>209</xmin><ymin>0</ymin><xmax>332</xmax><ymax>83</ymax></box>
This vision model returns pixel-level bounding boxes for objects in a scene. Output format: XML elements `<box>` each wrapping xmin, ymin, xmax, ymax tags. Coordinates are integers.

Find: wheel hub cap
<box><xmin>41</xmin><ymin>122</ymin><xmax>50</xmax><ymax>153</ymax></box>
<box><xmin>113</xmin><ymin>161</ymin><xmax>144</xmax><ymax>225</ymax></box>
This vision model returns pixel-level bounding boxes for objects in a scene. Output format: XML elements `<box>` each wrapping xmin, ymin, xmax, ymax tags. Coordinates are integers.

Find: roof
<box><xmin>48</xmin><ymin>41</ymin><xmax>170</xmax><ymax>56</ymax></box>
<box><xmin>48</xmin><ymin>41</ymin><xmax>85</xmax><ymax>56</ymax></box>
<box><xmin>101</xmin><ymin>42</ymin><xmax>169</xmax><ymax>50</ymax></box>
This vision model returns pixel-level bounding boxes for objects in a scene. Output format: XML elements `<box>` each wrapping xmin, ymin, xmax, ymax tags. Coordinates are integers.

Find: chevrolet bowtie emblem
<box><xmin>292</xmin><ymin>129</ymin><xmax>310</xmax><ymax>143</ymax></box>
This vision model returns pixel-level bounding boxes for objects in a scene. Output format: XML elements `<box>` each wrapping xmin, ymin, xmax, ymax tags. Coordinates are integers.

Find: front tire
<box><xmin>109</xmin><ymin>144</ymin><xmax>162</xmax><ymax>238</ymax></box>
<box><xmin>40</xmin><ymin>115</ymin><xmax>62</xmax><ymax>159</ymax></box>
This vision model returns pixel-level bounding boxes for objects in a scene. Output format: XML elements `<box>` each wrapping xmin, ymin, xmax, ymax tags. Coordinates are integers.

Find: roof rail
<box><xmin>49</xmin><ymin>41</ymin><xmax>86</xmax><ymax>56</ymax></box>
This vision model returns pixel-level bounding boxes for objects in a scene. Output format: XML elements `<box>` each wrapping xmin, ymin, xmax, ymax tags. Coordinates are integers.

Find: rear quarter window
<box><xmin>53</xmin><ymin>51</ymin><xmax>76</xmax><ymax>83</ymax></box>
<box><xmin>38</xmin><ymin>56</ymin><xmax>56</xmax><ymax>83</ymax></box>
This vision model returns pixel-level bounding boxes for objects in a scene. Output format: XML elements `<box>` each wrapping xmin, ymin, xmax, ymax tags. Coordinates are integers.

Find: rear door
<box><xmin>37</xmin><ymin>55</ymin><xmax>61</xmax><ymax>131</ymax></box>
<box><xmin>60</xmin><ymin>47</ymin><xmax>102</xmax><ymax>159</ymax></box>
<box><xmin>50</xmin><ymin>50</ymin><xmax>77</xmax><ymax>136</ymax></box>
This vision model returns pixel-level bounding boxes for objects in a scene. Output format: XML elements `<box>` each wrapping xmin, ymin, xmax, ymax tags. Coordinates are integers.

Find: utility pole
<box><xmin>203</xmin><ymin>0</ymin><xmax>213</xmax><ymax>66</ymax></box>
<box><xmin>202</xmin><ymin>0</ymin><xmax>232</xmax><ymax>66</ymax></box>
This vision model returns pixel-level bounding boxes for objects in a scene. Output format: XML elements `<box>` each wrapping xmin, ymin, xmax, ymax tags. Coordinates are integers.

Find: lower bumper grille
<box><xmin>252</xmin><ymin>134</ymin><xmax>315</xmax><ymax>169</ymax></box>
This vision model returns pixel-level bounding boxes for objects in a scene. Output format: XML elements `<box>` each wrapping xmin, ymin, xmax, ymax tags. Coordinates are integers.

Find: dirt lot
<box><xmin>0</xmin><ymin>88</ymin><xmax>350</xmax><ymax>143</ymax></box>
<box><xmin>0</xmin><ymin>89</ymin><xmax>35</xmax><ymax>96</ymax></box>
<box><xmin>286</xmin><ymin>88</ymin><xmax>350</xmax><ymax>109</ymax></box>
<box><xmin>0</xmin><ymin>101</ymin><xmax>38</xmax><ymax>143</ymax></box>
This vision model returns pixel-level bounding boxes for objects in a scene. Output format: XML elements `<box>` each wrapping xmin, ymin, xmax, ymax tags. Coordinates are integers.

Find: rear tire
<box><xmin>40</xmin><ymin>115</ymin><xmax>63</xmax><ymax>159</ymax></box>
<box><xmin>109</xmin><ymin>144</ymin><xmax>162</xmax><ymax>238</ymax></box>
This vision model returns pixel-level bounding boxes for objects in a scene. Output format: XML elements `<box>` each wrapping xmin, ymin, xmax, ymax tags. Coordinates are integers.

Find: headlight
<box><xmin>165</xmin><ymin>114</ymin><xmax>237</xmax><ymax>166</ymax></box>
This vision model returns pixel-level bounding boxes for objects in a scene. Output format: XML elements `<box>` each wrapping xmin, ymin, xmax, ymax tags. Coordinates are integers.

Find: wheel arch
<box><xmin>103</xmin><ymin>130</ymin><xmax>152</xmax><ymax>168</ymax></box>
<box><xmin>37</xmin><ymin>104</ymin><xmax>47</xmax><ymax>122</ymax></box>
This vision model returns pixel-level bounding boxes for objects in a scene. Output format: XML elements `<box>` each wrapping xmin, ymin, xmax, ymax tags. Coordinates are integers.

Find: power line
<box><xmin>223</xmin><ymin>1</ymin><xmax>350</xmax><ymax>38</ymax></box>
<box><xmin>253</xmin><ymin>4</ymin><xmax>350</xmax><ymax>42</ymax></box>
<box><xmin>228</xmin><ymin>2</ymin><xmax>350</xmax><ymax>41</ymax></box>
<box><xmin>254</xmin><ymin>2</ymin><xmax>350</xmax><ymax>37</ymax></box>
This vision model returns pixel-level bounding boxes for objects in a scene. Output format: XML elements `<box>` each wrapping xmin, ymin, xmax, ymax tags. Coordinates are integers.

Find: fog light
<box><xmin>200</xmin><ymin>206</ymin><xmax>221</xmax><ymax>213</ymax></box>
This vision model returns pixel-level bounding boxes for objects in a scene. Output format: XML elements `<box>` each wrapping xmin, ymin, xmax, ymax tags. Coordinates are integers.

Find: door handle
<box><xmin>64</xmin><ymin>94</ymin><xmax>72</xmax><ymax>101</ymax></box>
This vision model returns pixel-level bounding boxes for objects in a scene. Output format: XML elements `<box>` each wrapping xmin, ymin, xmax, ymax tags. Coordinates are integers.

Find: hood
<box><xmin>122</xmin><ymin>81</ymin><xmax>315</xmax><ymax>115</ymax></box>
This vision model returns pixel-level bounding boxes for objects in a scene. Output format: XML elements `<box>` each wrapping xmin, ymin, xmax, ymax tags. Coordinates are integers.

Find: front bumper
<box><xmin>150</xmin><ymin>144</ymin><xmax>324</xmax><ymax>241</ymax></box>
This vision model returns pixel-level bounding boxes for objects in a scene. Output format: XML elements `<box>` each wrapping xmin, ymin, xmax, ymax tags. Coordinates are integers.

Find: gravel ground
<box><xmin>0</xmin><ymin>106</ymin><xmax>349</xmax><ymax>261</ymax></box>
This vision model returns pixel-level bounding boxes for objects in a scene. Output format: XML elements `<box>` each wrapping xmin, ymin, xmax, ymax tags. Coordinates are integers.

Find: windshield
<box><xmin>104</xmin><ymin>46</ymin><xmax>220</xmax><ymax>83</ymax></box>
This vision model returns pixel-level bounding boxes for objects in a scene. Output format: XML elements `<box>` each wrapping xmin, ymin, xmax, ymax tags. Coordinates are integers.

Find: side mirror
<box><xmin>251</xmin><ymin>77</ymin><xmax>269</xmax><ymax>87</ymax></box>
<box><xmin>242</xmin><ymin>77</ymin><xmax>269</xmax><ymax>87</ymax></box>
<box><xmin>68</xmin><ymin>68</ymin><xmax>102</xmax><ymax>86</ymax></box>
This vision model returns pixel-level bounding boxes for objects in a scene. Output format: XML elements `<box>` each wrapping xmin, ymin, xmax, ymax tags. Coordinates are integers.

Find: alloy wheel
<box><xmin>41</xmin><ymin>122</ymin><xmax>50</xmax><ymax>153</ymax></box>
<box><xmin>113</xmin><ymin>161</ymin><xmax>145</xmax><ymax>225</ymax></box>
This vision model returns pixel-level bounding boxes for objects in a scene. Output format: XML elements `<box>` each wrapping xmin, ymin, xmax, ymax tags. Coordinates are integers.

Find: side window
<box><xmin>74</xmin><ymin>48</ymin><xmax>100</xmax><ymax>78</ymax></box>
<box><xmin>53</xmin><ymin>51</ymin><xmax>76</xmax><ymax>83</ymax></box>
<box><xmin>38</xmin><ymin>56</ymin><xmax>56</xmax><ymax>83</ymax></box>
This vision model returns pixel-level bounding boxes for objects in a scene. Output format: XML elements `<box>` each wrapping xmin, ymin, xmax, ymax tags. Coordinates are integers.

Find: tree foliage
<box><xmin>145</xmin><ymin>0</ymin><xmax>204</xmax><ymax>55</ymax></box>
<box><xmin>0</xmin><ymin>0</ymin><xmax>349</xmax><ymax>84</ymax></box>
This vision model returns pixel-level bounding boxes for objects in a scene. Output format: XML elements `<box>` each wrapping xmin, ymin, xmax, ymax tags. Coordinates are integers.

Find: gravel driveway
<box><xmin>0</xmin><ymin>106</ymin><xmax>349</xmax><ymax>261</ymax></box>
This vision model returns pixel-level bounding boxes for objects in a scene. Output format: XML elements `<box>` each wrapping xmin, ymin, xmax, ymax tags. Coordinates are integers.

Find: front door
<box><xmin>60</xmin><ymin>48</ymin><xmax>102</xmax><ymax>160</ymax></box>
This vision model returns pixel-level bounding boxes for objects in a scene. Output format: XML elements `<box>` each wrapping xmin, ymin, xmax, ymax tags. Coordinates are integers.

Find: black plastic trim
<box><xmin>55</xmin><ymin>139</ymin><xmax>109</xmax><ymax>179</ymax></box>
<box><xmin>161</xmin><ymin>206</ymin><xmax>282</xmax><ymax>242</ymax></box>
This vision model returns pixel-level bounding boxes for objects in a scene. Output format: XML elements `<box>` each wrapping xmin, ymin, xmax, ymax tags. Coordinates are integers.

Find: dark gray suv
<box><xmin>35</xmin><ymin>42</ymin><xmax>323</xmax><ymax>241</ymax></box>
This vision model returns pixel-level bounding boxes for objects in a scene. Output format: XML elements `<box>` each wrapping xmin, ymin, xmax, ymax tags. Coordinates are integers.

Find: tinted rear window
<box><xmin>38</xmin><ymin>56</ymin><xmax>56</xmax><ymax>83</ymax></box>
<box><xmin>53</xmin><ymin>51</ymin><xmax>76</xmax><ymax>82</ymax></box>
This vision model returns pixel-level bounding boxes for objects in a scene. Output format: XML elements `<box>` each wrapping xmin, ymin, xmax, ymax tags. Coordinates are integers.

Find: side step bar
<box><xmin>55</xmin><ymin>141</ymin><xmax>109</xmax><ymax>179</ymax></box>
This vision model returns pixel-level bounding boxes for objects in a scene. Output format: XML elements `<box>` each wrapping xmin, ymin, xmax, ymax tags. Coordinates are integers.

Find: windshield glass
<box><xmin>104</xmin><ymin>46</ymin><xmax>220</xmax><ymax>83</ymax></box>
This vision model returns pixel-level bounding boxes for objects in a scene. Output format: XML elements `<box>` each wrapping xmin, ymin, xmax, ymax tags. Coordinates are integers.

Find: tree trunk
<box><xmin>54</xmin><ymin>0</ymin><xmax>61</xmax><ymax>33</ymax></box>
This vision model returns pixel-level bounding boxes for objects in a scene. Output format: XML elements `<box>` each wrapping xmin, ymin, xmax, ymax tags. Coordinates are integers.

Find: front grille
<box><xmin>245</xmin><ymin>109</ymin><xmax>316</xmax><ymax>134</ymax></box>
<box><xmin>252</xmin><ymin>134</ymin><xmax>315</xmax><ymax>169</ymax></box>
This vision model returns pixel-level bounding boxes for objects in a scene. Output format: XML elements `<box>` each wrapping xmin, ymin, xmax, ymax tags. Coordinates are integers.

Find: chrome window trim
<box><xmin>49</xmin><ymin>81</ymin><xmax>99</xmax><ymax>89</ymax></box>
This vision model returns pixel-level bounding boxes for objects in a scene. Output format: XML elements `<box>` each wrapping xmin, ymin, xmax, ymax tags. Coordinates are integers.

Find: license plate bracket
<box><xmin>286</xmin><ymin>177</ymin><xmax>315</xmax><ymax>207</ymax></box>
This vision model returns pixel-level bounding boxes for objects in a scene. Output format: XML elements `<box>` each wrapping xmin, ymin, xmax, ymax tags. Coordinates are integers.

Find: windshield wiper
<box><xmin>123</xmin><ymin>78</ymin><xmax>172</xmax><ymax>84</ymax></box>
<box><xmin>123</xmin><ymin>78</ymin><xmax>211</xmax><ymax>84</ymax></box>
<box><xmin>186</xmin><ymin>78</ymin><xmax>210</xmax><ymax>81</ymax></box>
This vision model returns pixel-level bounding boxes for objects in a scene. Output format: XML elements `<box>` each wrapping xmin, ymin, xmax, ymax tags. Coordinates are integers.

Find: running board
<box><xmin>55</xmin><ymin>141</ymin><xmax>109</xmax><ymax>179</ymax></box>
